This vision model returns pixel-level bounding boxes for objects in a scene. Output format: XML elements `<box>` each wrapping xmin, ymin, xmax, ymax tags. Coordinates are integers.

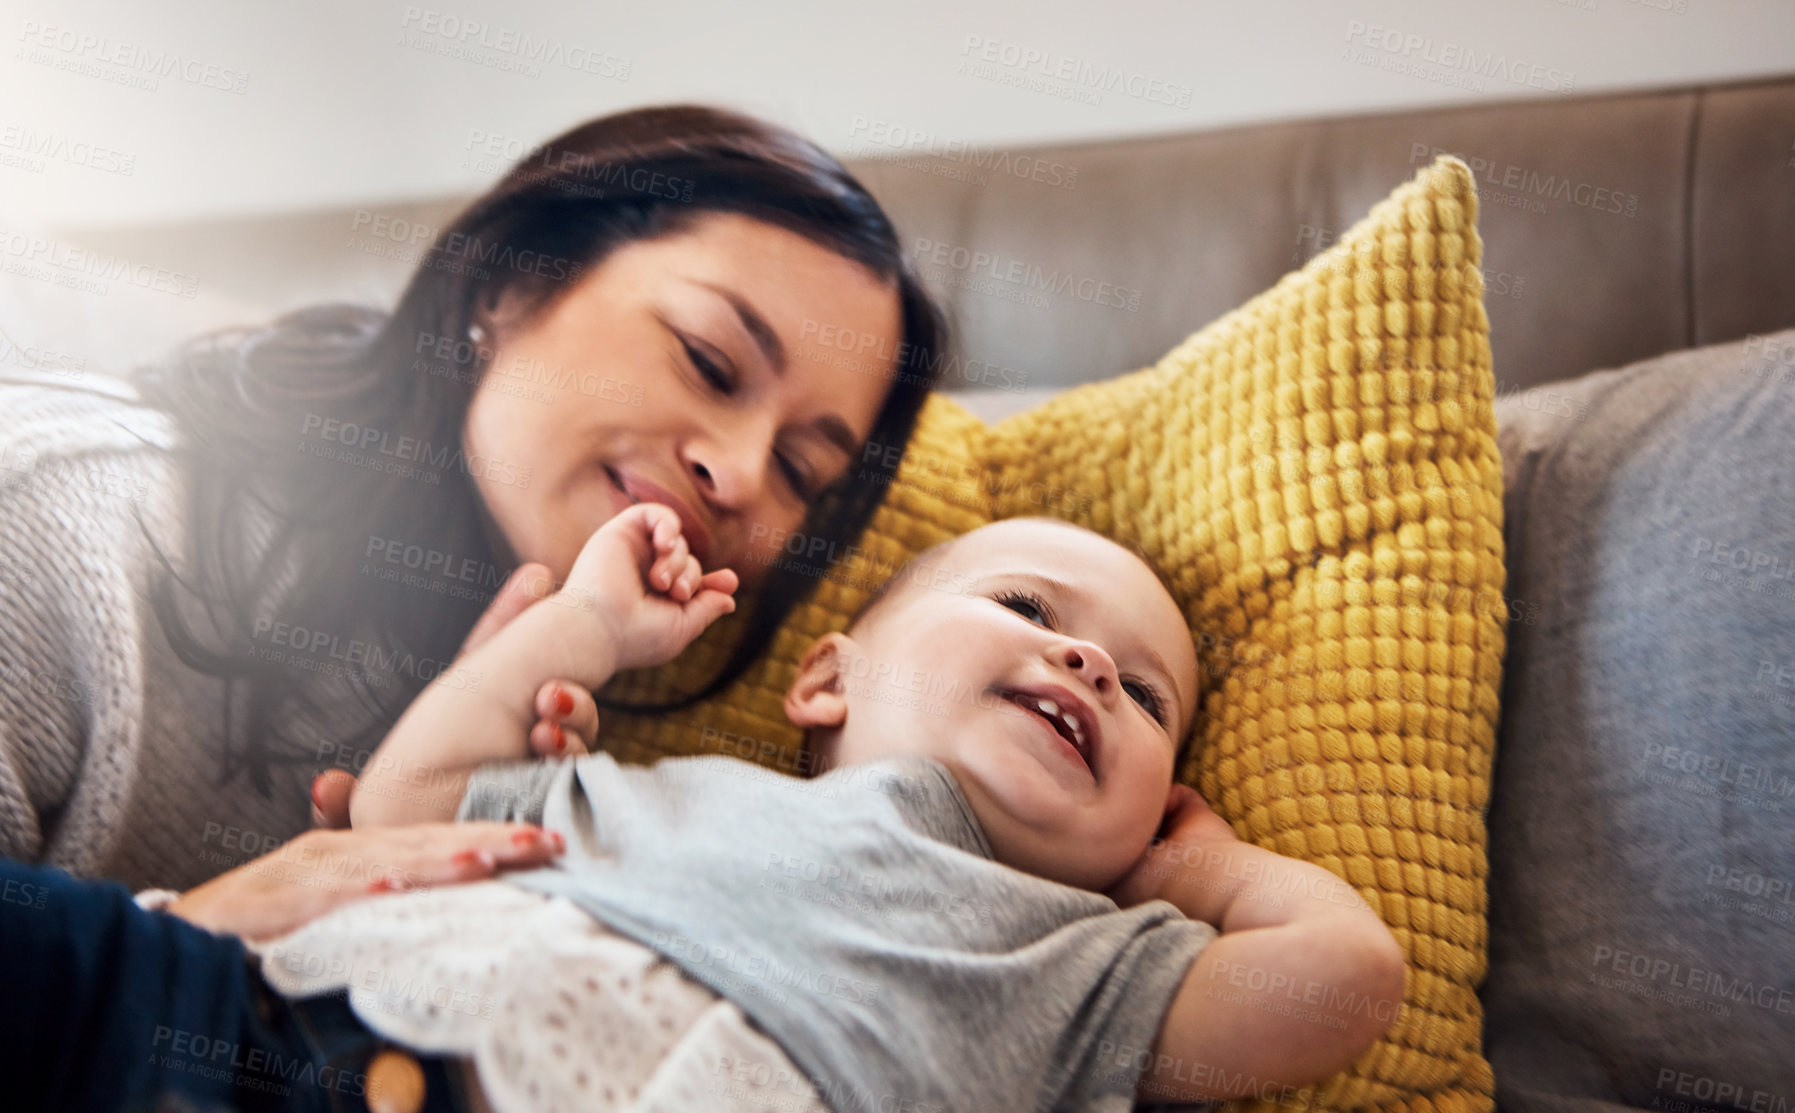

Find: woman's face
<box><xmin>463</xmin><ymin>212</ymin><xmax>904</xmax><ymax>588</ymax></box>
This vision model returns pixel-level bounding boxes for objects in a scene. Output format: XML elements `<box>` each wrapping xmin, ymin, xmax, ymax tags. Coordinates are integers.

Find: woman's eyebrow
<box><xmin>796</xmin><ymin>412</ymin><xmax>861</xmax><ymax>458</ymax></box>
<box><xmin>689</xmin><ymin>280</ymin><xmax>862</xmax><ymax>457</ymax></box>
<box><xmin>692</xmin><ymin>280</ymin><xmax>786</xmax><ymax>374</ymax></box>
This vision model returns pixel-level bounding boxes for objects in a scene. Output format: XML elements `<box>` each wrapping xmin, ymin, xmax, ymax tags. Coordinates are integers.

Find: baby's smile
<box><xmin>789</xmin><ymin>516</ymin><xmax>1200</xmax><ymax>891</ymax></box>
<box><xmin>988</xmin><ymin>683</ymin><xmax>1100</xmax><ymax>782</ymax></box>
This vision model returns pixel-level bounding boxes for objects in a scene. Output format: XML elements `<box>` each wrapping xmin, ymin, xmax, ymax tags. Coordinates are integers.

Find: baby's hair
<box><xmin>844</xmin><ymin>536</ymin><xmax>957</xmax><ymax>635</ymax></box>
<box><xmin>848</xmin><ymin>517</ymin><xmax>1182</xmax><ymax>635</ymax></box>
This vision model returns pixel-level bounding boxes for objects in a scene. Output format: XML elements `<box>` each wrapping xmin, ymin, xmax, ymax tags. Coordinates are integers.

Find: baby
<box><xmin>268</xmin><ymin>506</ymin><xmax>1404</xmax><ymax>1112</ymax></box>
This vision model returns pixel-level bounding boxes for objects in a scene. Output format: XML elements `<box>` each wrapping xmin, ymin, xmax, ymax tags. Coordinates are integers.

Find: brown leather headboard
<box><xmin>847</xmin><ymin>75</ymin><xmax>1795</xmax><ymax>393</ymax></box>
<box><xmin>73</xmin><ymin>76</ymin><xmax>1795</xmax><ymax>396</ymax></box>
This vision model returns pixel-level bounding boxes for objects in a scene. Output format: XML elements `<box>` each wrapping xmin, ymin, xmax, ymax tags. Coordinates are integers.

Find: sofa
<box><xmin>13</xmin><ymin>74</ymin><xmax>1795</xmax><ymax>1112</ymax></box>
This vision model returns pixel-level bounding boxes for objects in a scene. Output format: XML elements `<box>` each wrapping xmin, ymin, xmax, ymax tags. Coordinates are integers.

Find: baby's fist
<box><xmin>1160</xmin><ymin>785</ymin><xmax>1240</xmax><ymax>848</ymax></box>
<box><xmin>565</xmin><ymin>503</ymin><xmax>740</xmax><ymax>671</ymax></box>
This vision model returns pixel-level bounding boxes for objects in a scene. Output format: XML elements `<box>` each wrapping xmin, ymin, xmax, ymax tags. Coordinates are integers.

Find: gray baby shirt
<box><xmin>459</xmin><ymin>751</ymin><xmax>1217</xmax><ymax>1112</ymax></box>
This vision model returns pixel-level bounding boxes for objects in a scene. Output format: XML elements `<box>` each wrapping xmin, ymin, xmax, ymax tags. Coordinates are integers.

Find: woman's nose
<box><xmin>683</xmin><ymin>429</ymin><xmax>772</xmax><ymax>511</ymax></box>
<box><xmin>1054</xmin><ymin>640</ymin><xmax>1119</xmax><ymax>702</ymax></box>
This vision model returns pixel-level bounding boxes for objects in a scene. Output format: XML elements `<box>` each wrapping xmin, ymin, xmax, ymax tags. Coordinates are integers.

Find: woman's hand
<box><xmin>311</xmin><ymin>562</ymin><xmax>556</xmax><ymax>828</ymax></box>
<box><xmin>528</xmin><ymin>680</ymin><xmax>601</xmax><ymax>757</ymax></box>
<box><xmin>168</xmin><ymin>823</ymin><xmax>565</xmax><ymax>942</ymax></box>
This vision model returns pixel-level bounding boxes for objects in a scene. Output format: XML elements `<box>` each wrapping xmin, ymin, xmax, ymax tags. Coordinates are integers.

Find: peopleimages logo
<box><xmin>844</xmin><ymin>115</ymin><xmax>1080</xmax><ymax>190</ymax></box>
<box><xmin>0</xmin><ymin>121</ymin><xmax>136</xmax><ymax>176</ymax></box>
<box><xmin>911</xmin><ymin>238</ymin><xmax>1142</xmax><ymax>312</ymax></box>
<box><xmin>1343</xmin><ymin>21</ymin><xmax>1575</xmax><ymax>95</ymax></box>
<box><xmin>14</xmin><ymin>20</ymin><xmax>249</xmax><ymax>94</ymax></box>
<box><xmin>1654</xmin><ymin>1070</ymin><xmax>1786</xmax><ymax>1113</ymax></box>
<box><xmin>298</xmin><ymin>412</ymin><xmax>532</xmax><ymax>489</ymax></box>
<box><xmin>397</xmin><ymin>6</ymin><xmax>631</xmax><ymax>80</ymax></box>
<box><xmin>1407</xmin><ymin>144</ymin><xmax>1639</xmax><ymax>218</ymax></box>
<box><xmin>649</xmin><ymin>931</ymin><xmax>882</xmax><ymax>1006</ymax></box>
<box><xmin>958</xmin><ymin>35</ymin><xmax>1193</xmax><ymax>108</ymax></box>
<box><xmin>348</xmin><ymin>210</ymin><xmax>585</xmax><ymax>282</ymax></box>
<box><xmin>0</xmin><ymin>226</ymin><xmax>201</xmax><ymax>298</ymax></box>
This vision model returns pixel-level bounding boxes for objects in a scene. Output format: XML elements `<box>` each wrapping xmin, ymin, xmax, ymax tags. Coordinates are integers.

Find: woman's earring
<box><xmin>468</xmin><ymin>323</ymin><xmax>487</xmax><ymax>345</ymax></box>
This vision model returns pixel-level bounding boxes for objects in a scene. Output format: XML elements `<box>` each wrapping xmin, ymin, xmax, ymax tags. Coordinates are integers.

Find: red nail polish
<box><xmin>451</xmin><ymin>849</ymin><xmax>482</xmax><ymax>866</ymax></box>
<box><xmin>512</xmin><ymin>830</ymin><xmax>541</xmax><ymax>847</ymax></box>
<box><xmin>554</xmin><ymin>688</ymin><xmax>575</xmax><ymax>716</ymax></box>
<box><xmin>552</xmin><ymin>725</ymin><xmax>567</xmax><ymax>752</ymax></box>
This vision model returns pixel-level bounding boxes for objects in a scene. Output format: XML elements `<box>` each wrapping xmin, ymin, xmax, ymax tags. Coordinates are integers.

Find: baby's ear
<box><xmin>784</xmin><ymin>633</ymin><xmax>852</xmax><ymax>730</ymax></box>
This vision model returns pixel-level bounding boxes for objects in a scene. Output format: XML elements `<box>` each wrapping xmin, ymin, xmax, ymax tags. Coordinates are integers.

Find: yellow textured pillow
<box><xmin>597</xmin><ymin>155</ymin><xmax>1504</xmax><ymax>1113</ymax></box>
<box><xmin>983</xmin><ymin>156</ymin><xmax>1503</xmax><ymax>1113</ymax></box>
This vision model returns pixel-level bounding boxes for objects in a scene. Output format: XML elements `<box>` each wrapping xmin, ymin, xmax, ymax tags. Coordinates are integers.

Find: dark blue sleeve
<box><xmin>0</xmin><ymin>858</ymin><xmax>258</xmax><ymax>1113</ymax></box>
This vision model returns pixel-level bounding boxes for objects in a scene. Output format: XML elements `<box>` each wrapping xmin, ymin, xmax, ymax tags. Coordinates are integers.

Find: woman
<box><xmin>0</xmin><ymin>104</ymin><xmax>948</xmax><ymax>895</ymax></box>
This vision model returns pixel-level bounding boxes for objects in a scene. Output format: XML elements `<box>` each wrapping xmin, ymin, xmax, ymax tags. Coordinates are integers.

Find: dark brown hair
<box><xmin>134</xmin><ymin>105</ymin><xmax>948</xmax><ymax>794</ymax></box>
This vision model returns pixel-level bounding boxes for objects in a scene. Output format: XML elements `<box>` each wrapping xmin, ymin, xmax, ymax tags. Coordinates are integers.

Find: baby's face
<box><xmin>785</xmin><ymin>518</ymin><xmax>1199</xmax><ymax>892</ymax></box>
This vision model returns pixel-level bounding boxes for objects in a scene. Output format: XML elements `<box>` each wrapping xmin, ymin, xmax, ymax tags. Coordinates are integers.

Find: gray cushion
<box><xmin>1483</xmin><ymin>330</ymin><xmax>1795</xmax><ymax>1112</ymax></box>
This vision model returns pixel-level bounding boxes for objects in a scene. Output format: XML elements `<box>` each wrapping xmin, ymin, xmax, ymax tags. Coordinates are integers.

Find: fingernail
<box><xmin>451</xmin><ymin>849</ymin><xmax>494</xmax><ymax>869</ymax></box>
<box><xmin>310</xmin><ymin>776</ymin><xmax>327</xmax><ymax>812</ymax></box>
<box><xmin>512</xmin><ymin>829</ymin><xmax>542</xmax><ymax>847</ymax></box>
<box><xmin>550</xmin><ymin>831</ymin><xmax>566</xmax><ymax>853</ymax></box>
<box><xmin>552</xmin><ymin>724</ymin><xmax>567</xmax><ymax>752</ymax></box>
<box><xmin>554</xmin><ymin>687</ymin><xmax>575</xmax><ymax>716</ymax></box>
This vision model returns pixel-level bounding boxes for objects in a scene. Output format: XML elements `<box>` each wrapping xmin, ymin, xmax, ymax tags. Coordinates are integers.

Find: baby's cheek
<box><xmin>1114</xmin><ymin>759</ymin><xmax>1175</xmax><ymax>830</ymax></box>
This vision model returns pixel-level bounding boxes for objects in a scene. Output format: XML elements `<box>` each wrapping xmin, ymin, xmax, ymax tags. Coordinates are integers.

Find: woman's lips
<box><xmin>605</xmin><ymin>467</ymin><xmax>716</xmax><ymax>566</ymax></box>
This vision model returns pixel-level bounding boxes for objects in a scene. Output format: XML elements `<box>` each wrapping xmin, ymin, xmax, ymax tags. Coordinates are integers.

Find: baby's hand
<box><xmin>1106</xmin><ymin>786</ymin><xmax>1240</xmax><ymax>908</ymax></box>
<box><xmin>562</xmin><ymin>502</ymin><xmax>740</xmax><ymax>672</ymax></box>
<box><xmin>1159</xmin><ymin>785</ymin><xmax>1240</xmax><ymax>848</ymax></box>
<box><xmin>529</xmin><ymin>680</ymin><xmax>599</xmax><ymax>757</ymax></box>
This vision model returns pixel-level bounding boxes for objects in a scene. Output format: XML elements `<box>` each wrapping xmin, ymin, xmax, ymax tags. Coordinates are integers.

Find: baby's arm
<box><xmin>349</xmin><ymin>603</ymin><xmax>616</xmax><ymax>827</ymax></box>
<box><xmin>1115</xmin><ymin>789</ymin><xmax>1407</xmax><ymax>1102</ymax></box>
<box><xmin>350</xmin><ymin>503</ymin><xmax>737</xmax><ymax>828</ymax></box>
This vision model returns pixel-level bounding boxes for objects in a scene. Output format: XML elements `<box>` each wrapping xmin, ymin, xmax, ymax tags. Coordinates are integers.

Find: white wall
<box><xmin>4</xmin><ymin>0</ymin><xmax>1794</xmax><ymax>231</ymax></box>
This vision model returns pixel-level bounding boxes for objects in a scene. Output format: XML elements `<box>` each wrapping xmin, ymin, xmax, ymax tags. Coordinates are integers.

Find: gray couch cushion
<box><xmin>1484</xmin><ymin>331</ymin><xmax>1795</xmax><ymax>1112</ymax></box>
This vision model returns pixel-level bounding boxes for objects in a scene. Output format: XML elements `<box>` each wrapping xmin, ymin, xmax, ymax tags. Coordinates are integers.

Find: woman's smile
<box><xmin>461</xmin><ymin>212</ymin><xmax>904</xmax><ymax>585</ymax></box>
<box><xmin>608</xmin><ymin>466</ymin><xmax>716</xmax><ymax>566</ymax></box>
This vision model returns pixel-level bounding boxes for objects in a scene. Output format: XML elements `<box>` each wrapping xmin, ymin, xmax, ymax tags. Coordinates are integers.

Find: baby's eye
<box><xmin>994</xmin><ymin>590</ymin><xmax>1052</xmax><ymax>627</ymax></box>
<box><xmin>1122</xmin><ymin>678</ymin><xmax>1167</xmax><ymax>726</ymax></box>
